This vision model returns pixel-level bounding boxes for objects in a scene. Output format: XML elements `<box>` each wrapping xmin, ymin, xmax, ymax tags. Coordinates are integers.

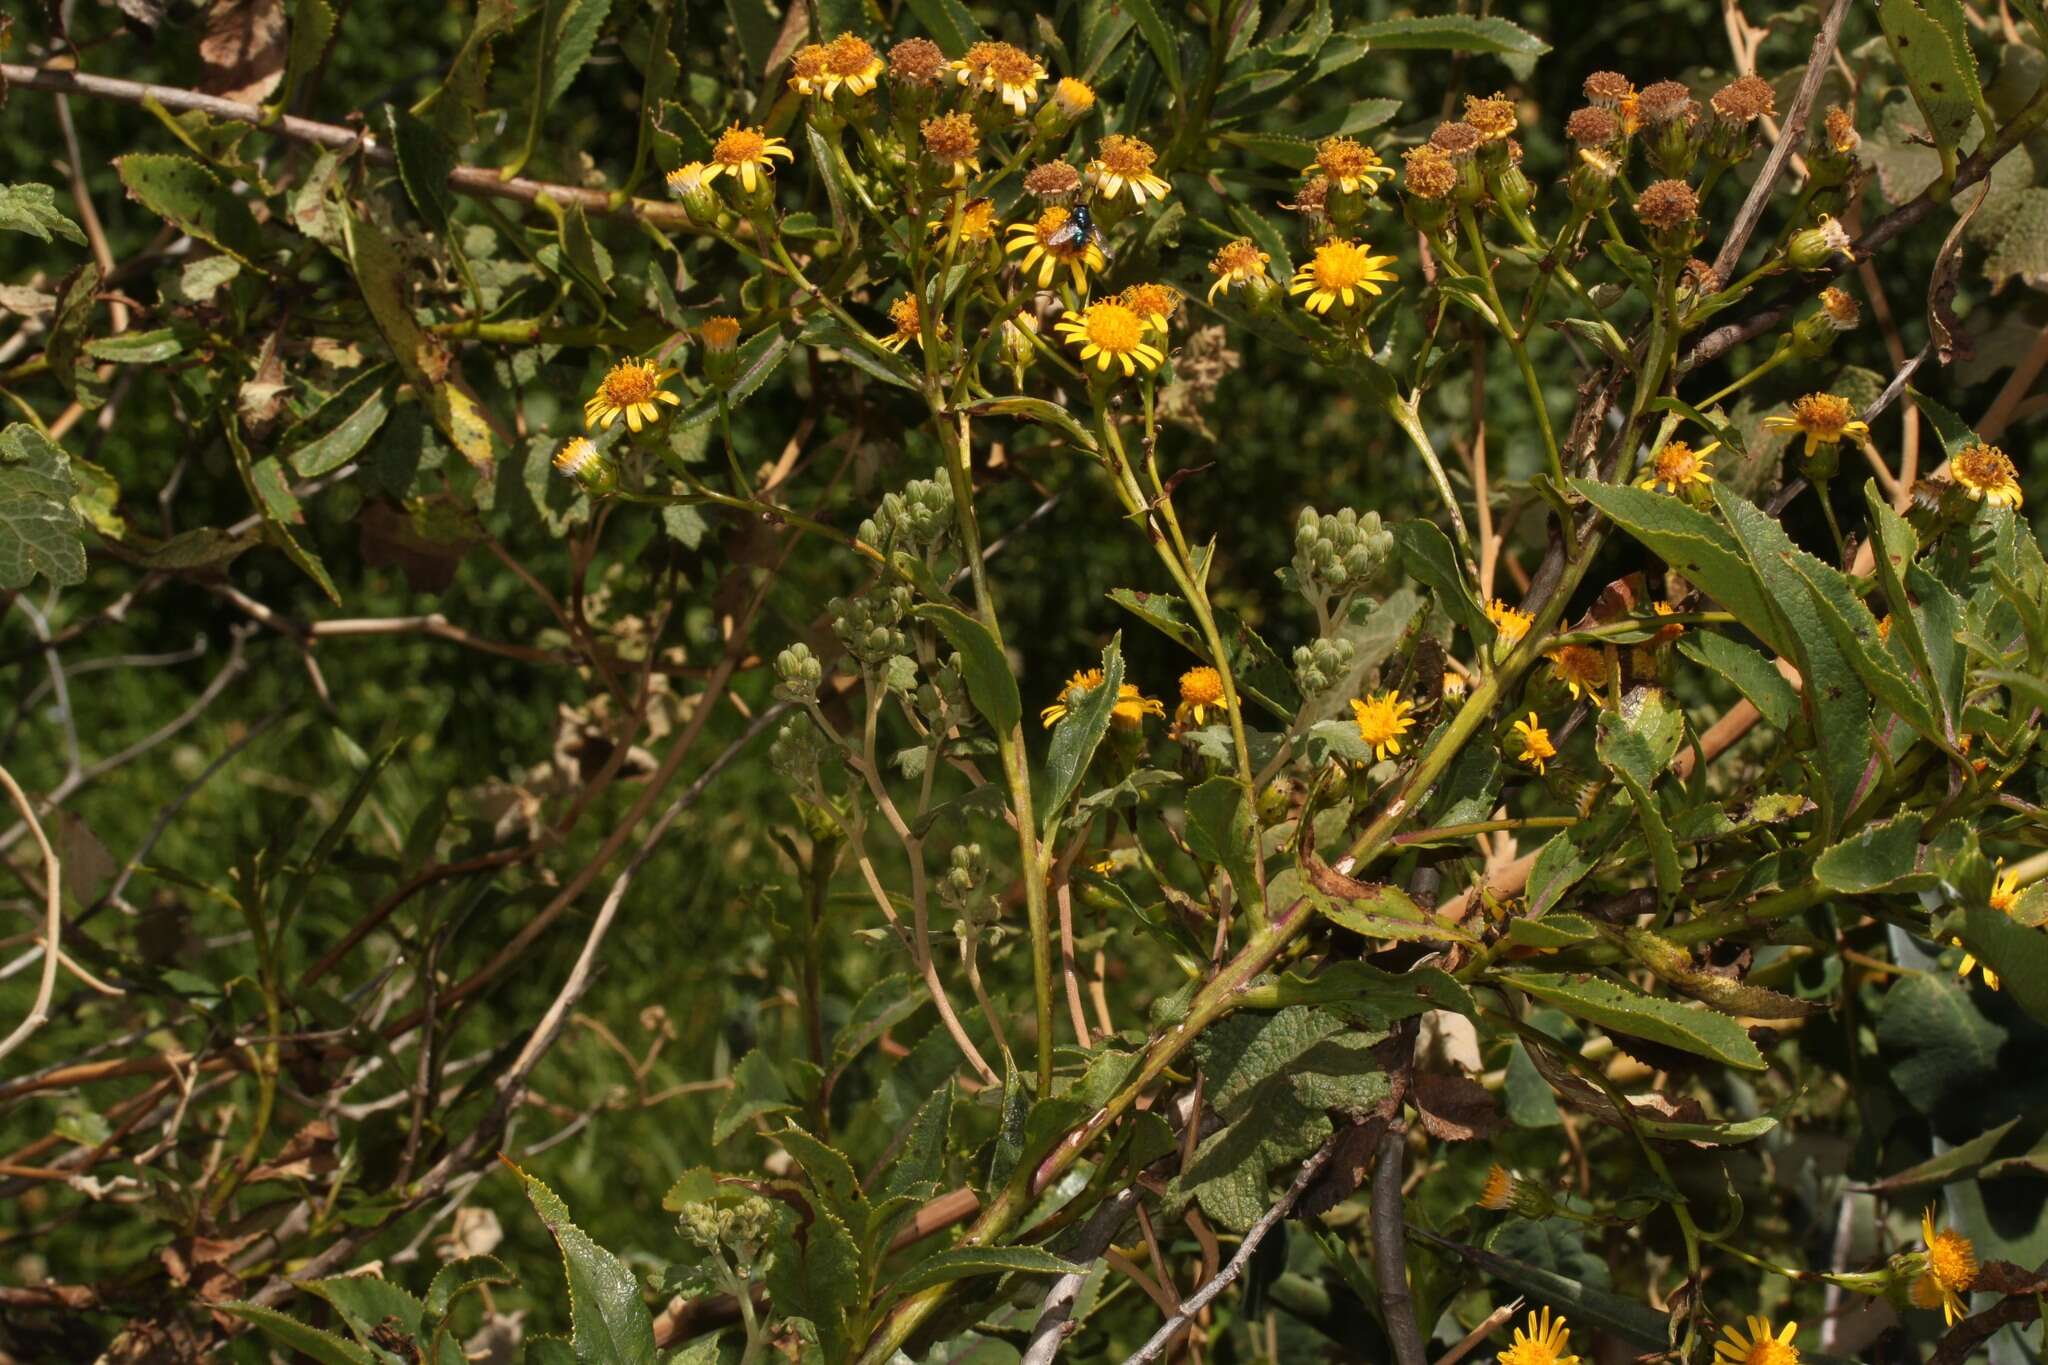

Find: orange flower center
<box><xmin>1316</xmin><ymin>136</ymin><xmax>1381</xmax><ymax>181</ymax></box>
<box><xmin>986</xmin><ymin>44</ymin><xmax>1040</xmax><ymax>84</ymax></box>
<box><xmin>1097</xmin><ymin>134</ymin><xmax>1158</xmax><ymax>177</ymax></box>
<box><xmin>922</xmin><ymin>112</ymin><xmax>979</xmax><ymax>161</ymax></box>
<box><xmin>1793</xmin><ymin>393</ymin><xmax>1854</xmax><ymax>439</ymax></box>
<box><xmin>713</xmin><ymin>125</ymin><xmax>769</xmax><ymax>166</ymax></box>
<box><xmin>1082</xmin><ymin>303</ymin><xmax>1144</xmax><ymax>353</ymax></box>
<box><xmin>1954</xmin><ymin>443</ymin><xmax>2018</xmax><ymax>493</ymax></box>
<box><xmin>1552</xmin><ymin>644</ymin><xmax>1605</xmax><ymax>690</ymax></box>
<box><xmin>1034</xmin><ymin>206</ymin><xmax>1078</xmax><ymax>248</ymax></box>
<box><xmin>1743</xmin><ymin>1344</ymin><xmax>1797</xmax><ymax>1365</ymax></box>
<box><xmin>598</xmin><ymin>361</ymin><xmax>661</xmax><ymax>405</ymax></box>
<box><xmin>824</xmin><ymin>33</ymin><xmax>878</xmax><ymax>76</ymax></box>
<box><xmin>1121</xmin><ymin>284</ymin><xmax>1179</xmax><ymax>319</ymax></box>
<box><xmin>790</xmin><ymin>44</ymin><xmax>828</xmax><ymax>80</ymax></box>
<box><xmin>1180</xmin><ymin>667</ymin><xmax>1224</xmax><ymax>706</ymax></box>
<box><xmin>700</xmin><ymin>316</ymin><xmax>740</xmax><ymax>350</ymax></box>
<box><xmin>1929</xmin><ymin>1230</ymin><xmax>1978</xmax><ymax>1292</ymax></box>
<box><xmin>1213</xmin><ymin>240</ymin><xmax>1268</xmax><ymax>279</ymax></box>
<box><xmin>887</xmin><ymin>295</ymin><xmax>921</xmax><ymax>339</ymax></box>
<box><xmin>1654</xmin><ymin>443</ymin><xmax>1705</xmax><ymax>484</ymax></box>
<box><xmin>1311</xmin><ymin>240</ymin><xmax>1379</xmax><ymax>291</ymax></box>
<box><xmin>953</xmin><ymin>199</ymin><xmax>995</xmax><ymax>240</ymax></box>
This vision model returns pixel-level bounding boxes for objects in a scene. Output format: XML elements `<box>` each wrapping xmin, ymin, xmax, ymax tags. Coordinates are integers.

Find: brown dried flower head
<box><xmin>921</xmin><ymin>112</ymin><xmax>979</xmax><ymax>162</ymax></box>
<box><xmin>888</xmin><ymin>38</ymin><xmax>946</xmax><ymax>86</ymax></box>
<box><xmin>1635</xmin><ymin>178</ymin><xmax>1700</xmax><ymax>229</ymax></box>
<box><xmin>1463</xmin><ymin>92</ymin><xmax>1518</xmax><ymax>141</ymax></box>
<box><xmin>1583</xmin><ymin>70</ymin><xmax>1636</xmax><ymax>106</ymax></box>
<box><xmin>1710</xmin><ymin>74</ymin><xmax>1775</xmax><ymax>124</ymax></box>
<box><xmin>1681</xmin><ymin>258</ymin><xmax>1722</xmax><ymax>293</ymax></box>
<box><xmin>1288</xmin><ymin>175</ymin><xmax>1330</xmax><ymax>215</ymax></box>
<box><xmin>1430</xmin><ymin>120</ymin><xmax>1483</xmax><ymax>158</ymax></box>
<box><xmin>1566</xmin><ymin>106</ymin><xmax>1620</xmax><ymax>147</ymax></box>
<box><xmin>1023</xmin><ymin>160</ymin><xmax>1082</xmax><ymax>199</ymax></box>
<box><xmin>1819</xmin><ymin>285</ymin><xmax>1861</xmax><ymax>331</ymax></box>
<box><xmin>1403</xmin><ymin>145</ymin><xmax>1457</xmax><ymax>200</ymax></box>
<box><xmin>1824</xmin><ymin>104</ymin><xmax>1860</xmax><ymax>154</ymax></box>
<box><xmin>1638</xmin><ymin>80</ymin><xmax>1694</xmax><ymax>125</ymax></box>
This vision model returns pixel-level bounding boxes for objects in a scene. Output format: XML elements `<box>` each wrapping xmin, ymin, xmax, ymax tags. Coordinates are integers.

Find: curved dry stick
<box><xmin>0</xmin><ymin>761</ymin><xmax>62</xmax><ymax>1066</ymax></box>
<box><xmin>0</xmin><ymin>64</ymin><xmax>710</xmax><ymax>235</ymax></box>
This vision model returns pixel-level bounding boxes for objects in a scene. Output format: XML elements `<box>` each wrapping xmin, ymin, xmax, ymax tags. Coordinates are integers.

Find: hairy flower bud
<box><xmin>774</xmin><ymin>642</ymin><xmax>824</xmax><ymax>702</ymax></box>
<box><xmin>858</xmin><ymin>469</ymin><xmax>955</xmax><ymax>553</ymax></box>
<box><xmin>1786</xmin><ymin>215</ymin><xmax>1854</xmax><ymax>271</ymax></box>
<box><xmin>552</xmin><ymin>437</ymin><xmax>616</xmax><ymax>496</ymax></box>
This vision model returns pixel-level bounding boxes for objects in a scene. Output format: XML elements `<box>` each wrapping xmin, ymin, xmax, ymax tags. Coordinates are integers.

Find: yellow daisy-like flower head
<box><xmin>1006</xmin><ymin>206</ymin><xmax>1107</xmax><ymax>293</ymax></box>
<box><xmin>1951</xmin><ymin>443</ymin><xmax>2023</xmax><ymax>509</ymax></box>
<box><xmin>1349</xmin><ymin>690</ymin><xmax>1415</xmax><ymax>762</ymax></box>
<box><xmin>1463</xmin><ymin>91</ymin><xmax>1519</xmax><ymax>142</ymax></box>
<box><xmin>1637</xmin><ymin>439</ymin><xmax>1718</xmax><ymax>494</ymax></box>
<box><xmin>928</xmin><ymin>196</ymin><xmax>997</xmax><ymax>244</ymax></box>
<box><xmin>819</xmin><ymin>33</ymin><xmax>884</xmax><ymax>97</ymax></box>
<box><xmin>953</xmin><ymin>40</ymin><xmax>1046</xmax><ymax>113</ymax></box>
<box><xmin>1442</xmin><ymin>669</ymin><xmax>1469</xmax><ymax>704</ymax></box>
<box><xmin>553</xmin><ymin>435</ymin><xmax>600</xmax><ymax>478</ymax></box>
<box><xmin>1040</xmin><ymin>668</ymin><xmax>1164</xmax><ymax>728</ymax></box>
<box><xmin>1498</xmin><ymin>1306</ymin><xmax>1577</xmax><ymax>1365</ymax></box>
<box><xmin>920</xmin><ymin>112</ymin><xmax>982</xmax><ymax>185</ymax></box>
<box><xmin>1761</xmin><ymin>393</ymin><xmax>1870</xmax><ymax>456</ymax></box>
<box><xmin>1548</xmin><ymin>644</ymin><xmax>1609</xmax><ymax>705</ymax></box>
<box><xmin>1176</xmin><ymin>666</ymin><xmax>1226</xmax><ymax>727</ymax></box>
<box><xmin>1512</xmin><ymin>713</ymin><xmax>1557</xmax><ymax>774</ymax></box>
<box><xmin>1087</xmin><ymin>134</ymin><xmax>1172</xmax><ymax>204</ymax></box>
<box><xmin>1486</xmin><ymin>598</ymin><xmax>1534</xmax><ymax>648</ymax></box>
<box><xmin>1313</xmin><ymin>135</ymin><xmax>1396</xmax><ymax>195</ymax></box>
<box><xmin>1118</xmin><ymin>282</ymin><xmax>1182</xmax><ymax>337</ymax></box>
<box><xmin>1991</xmin><ymin>861</ymin><xmax>2021</xmax><ymax>914</ymax></box>
<box><xmin>1713</xmin><ymin>1316</ymin><xmax>1799</xmax><ymax>1365</ymax></box>
<box><xmin>665</xmin><ymin>161</ymin><xmax>711</xmax><ymax>197</ymax></box>
<box><xmin>1477</xmin><ymin>1163</ymin><xmax>1513</xmax><ymax>1211</ymax></box>
<box><xmin>584</xmin><ymin>358</ymin><xmax>681</xmax><ymax>432</ymax></box>
<box><xmin>1916</xmin><ymin>1205</ymin><xmax>1978</xmax><ymax>1326</ymax></box>
<box><xmin>880</xmin><ymin>294</ymin><xmax>930</xmax><ymax>353</ymax></box>
<box><xmin>1052</xmin><ymin>76</ymin><xmax>1096</xmax><ymax>119</ymax></box>
<box><xmin>1207</xmin><ymin>238</ymin><xmax>1272</xmax><ymax>304</ymax></box>
<box><xmin>786</xmin><ymin>43</ymin><xmax>829</xmax><ymax>95</ymax></box>
<box><xmin>705</xmin><ymin>123</ymin><xmax>795</xmax><ymax>194</ymax></box>
<box><xmin>1054</xmin><ymin>301</ymin><xmax>1165</xmax><ymax>377</ymax></box>
<box><xmin>699</xmin><ymin>315</ymin><xmax>741</xmax><ymax>353</ymax></box>
<box><xmin>1289</xmin><ymin>239</ymin><xmax>1398</xmax><ymax>314</ymax></box>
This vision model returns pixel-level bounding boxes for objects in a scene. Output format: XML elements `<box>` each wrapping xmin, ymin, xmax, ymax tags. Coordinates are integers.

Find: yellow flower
<box><xmin>1442</xmin><ymin>669</ymin><xmax>1469</xmax><ymax>704</ymax></box>
<box><xmin>1914</xmin><ymin>1205</ymin><xmax>1978</xmax><ymax>1326</ymax></box>
<box><xmin>927</xmin><ymin>196</ymin><xmax>997</xmax><ymax>244</ymax></box>
<box><xmin>1207</xmin><ymin>238</ymin><xmax>1271</xmax><ymax>304</ymax></box>
<box><xmin>818</xmin><ymin>33</ymin><xmax>883</xmax><ymax>97</ymax></box>
<box><xmin>953</xmin><ymin>40</ymin><xmax>1046</xmax><ymax>113</ymax></box>
<box><xmin>700</xmin><ymin>316</ymin><xmax>741</xmax><ymax>352</ymax></box>
<box><xmin>664</xmin><ymin>161</ymin><xmax>711</xmax><ymax>197</ymax></box>
<box><xmin>1959</xmin><ymin>861</ymin><xmax>2025</xmax><ymax>990</ymax></box>
<box><xmin>1498</xmin><ymin>1306</ymin><xmax>1577</xmax><ymax>1365</ymax></box>
<box><xmin>1463</xmin><ymin>91</ymin><xmax>1519</xmax><ymax>142</ymax></box>
<box><xmin>920</xmin><ymin>112</ymin><xmax>981</xmax><ymax>186</ymax></box>
<box><xmin>1288</xmin><ymin>239</ymin><xmax>1397</xmax><ymax>314</ymax></box>
<box><xmin>787</xmin><ymin>43</ymin><xmax>829</xmax><ymax>96</ymax></box>
<box><xmin>1637</xmin><ymin>439</ymin><xmax>1718</xmax><ymax>494</ymax></box>
<box><xmin>1177</xmin><ymin>666</ymin><xmax>1226</xmax><ymax>727</ymax></box>
<box><xmin>1761</xmin><ymin>393</ymin><xmax>1870</xmax><ymax>456</ymax></box>
<box><xmin>1087</xmin><ymin>134</ymin><xmax>1172</xmax><ymax>204</ymax></box>
<box><xmin>584</xmin><ymin>359</ymin><xmax>681</xmax><ymax>432</ymax></box>
<box><xmin>1005</xmin><ymin>206</ymin><xmax>1107</xmax><ymax>293</ymax></box>
<box><xmin>1486</xmin><ymin>598</ymin><xmax>1534</xmax><ymax>648</ymax></box>
<box><xmin>1041</xmin><ymin>668</ymin><xmax>1164</xmax><ymax>728</ymax></box>
<box><xmin>1548</xmin><ymin>644</ymin><xmax>1609</xmax><ymax>705</ymax></box>
<box><xmin>1349</xmin><ymin>690</ymin><xmax>1415</xmax><ymax>761</ymax></box>
<box><xmin>1052</xmin><ymin>76</ymin><xmax>1096</xmax><ymax>118</ymax></box>
<box><xmin>880</xmin><ymin>294</ymin><xmax>932</xmax><ymax>353</ymax></box>
<box><xmin>553</xmin><ymin>436</ymin><xmax>600</xmax><ymax>477</ymax></box>
<box><xmin>1118</xmin><ymin>283</ymin><xmax>1182</xmax><ymax>337</ymax></box>
<box><xmin>1951</xmin><ymin>442</ymin><xmax>2023</xmax><ymax>509</ymax></box>
<box><xmin>705</xmin><ymin>124</ymin><xmax>795</xmax><ymax>194</ymax></box>
<box><xmin>1512</xmin><ymin>713</ymin><xmax>1556</xmax><ymax>774</ymax></box>
<box><xmin>1054</xmin><ymin>301</ymin><xmax>1165</xmax><ymax>376</ymax></box>
<box><xmin>1477</xmin><ymin>1163</ymin><xmax>1512</xmax><ymax>1211</ymax></box>
<box><xmin>1712</xmin><ymin>1316</ymin><xmax>1799</xmax><ymax>1365</ymax></box>
<box><xmin>1312</xmin><ymin>135</ymin><xmax>1396</xmax><ymax>195</ymax></box>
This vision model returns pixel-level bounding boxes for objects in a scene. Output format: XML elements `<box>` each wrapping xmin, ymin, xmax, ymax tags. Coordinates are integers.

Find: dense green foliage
<box><xmin>2</xmin><ymin>0</ymin><xmax>2047</xmax><ymax>1362</ymax></box>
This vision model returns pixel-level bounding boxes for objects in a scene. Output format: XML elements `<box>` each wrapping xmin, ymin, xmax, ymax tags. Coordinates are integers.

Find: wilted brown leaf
<box><xmin>198</xmin><ymin>0</ymin><xmax>288</xmax><ymax>104</ymax></box>
<box><xmin>1412</xmin><ymin>1072</ymin><xmax>1501</xmax><ymax>1141</ymax></box>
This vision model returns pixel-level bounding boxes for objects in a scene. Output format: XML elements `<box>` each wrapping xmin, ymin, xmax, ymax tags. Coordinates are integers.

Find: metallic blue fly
<box><xmin>1045</xmin><ymin>197</ymin><xmax>1112</xmax><ymax>262</ymax></box>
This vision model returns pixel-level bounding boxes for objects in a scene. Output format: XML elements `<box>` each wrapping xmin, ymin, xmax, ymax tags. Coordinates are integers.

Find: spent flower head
<box><xmin>1207</xmin><ymin>238</ymin><xmax>1272</xmax><ymax>304</ymax></box>
<box><xmin>1024</xmin><ymin>160</ymin><xmax>1083</xmax><ymax>199</ymax></box>
<box><xmin>954</xmin><ymin>41</ymin><xmax>1046</xmax><ymax>112</ymax></box>
<box><xmin>1314</xmin><ymin>135</ymin><xmax>1396</xmax><ymax>194</ymax></box>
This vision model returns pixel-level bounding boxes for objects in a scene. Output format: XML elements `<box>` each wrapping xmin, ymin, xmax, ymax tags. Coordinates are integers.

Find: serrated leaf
<box><xmin>0</xmin><ymin>183</ymin><xmax>87</xmax><ymax>245</ymax></box>
<box><xmin>764</xmin><ymin>1202</ymin><xmax>861</xmax><ymax>1360</ymax></box>
<box><xmin>1815</xmin><ymin>812</ymin><xmax>1929</xmax><ymax>893</ymax></box>
<box><xmin>1785</xmin><ymin>550</ymin><xmax>1942</xmax><ymax>746</ymax></box>
<box><xmin>1506</xmin><ymin>914</ymin><xmax>1601</xmax><ymax>950</ymax></box>
<box><xmin>913</xmin><ymin>603</ymin><xmax>1020</xmax><ymax>737</ymax></box>
<box><xmin>890</xmin><ymin>1245</ymin><xmax>1079</xmax><ymax>1295</ymax></box>
<box><xmin>1525</xmin><ymin>806</ymin><xmax>1629</xmax><ymax>917</ymax></box>
<box><xmin>1572</xmin><ymin>481</ymin><xmax>1782</xmax><ymax>654</ymax></box>
<box><xmin>1120</xmin><ymin>0</ymin><xmax>1182</xmax><ymax>90</ymax></box>
<box><xmin>115</xmin><ymin>154</ymin><xmax>267</xmax><ymax>267</ymax></box>
<box><xmin>1595</xmin><ymin>689</ymin><xmax>1683</xmax><ymax>909</ymax></box>
<box><xmin>1677</xmin><ymin>632</ymin><xmax>1797</xmax><ymax>731</ymax></box>
<box><xmin>885</xmin><ymin>1083</ymin><xmax>952</xmax><ymax>1201</ymax></box>
<box><xmin>1185</xmin><ymin>775</ymin><xmax>1258</xmax><ymax>907</ymax></box>
<box><xmin>676</xmin><ymin>328</ymin><xmax>791</xmax><ymax>428</ymax></box>
<box><xmin>712</xmin><ymin>1050</ymin><xmax>798</xmax><ymax>1143</ymax></box>
<box><xmin>1857</xmin><ymin>1117</ymin><xmax>2023</xmax><ymax>1192</ymax></box>
<box><xmin>831</xmin><ymin>973</ymin><xmax>926</xmax><ymax>1072</ymax></box>
<box><xmin>288</xmin><ymin>380</ymin><xmax>393</xmax><ymax>477</ymax></box>
<box><xmin>1042</xmin><ymin>636</ymin><xmax>1124</xmax><ymax>831</ymax></box>
<box><xmin>505</xmin><ymin>1160</ymin><xmax>658</xmax><ymax>1365</ymax></box>
<box><xmin>383</xmin><ymin>103</ymin><xmax>455</xmax><ymax>234</ymax></box>
<box><xmin>1505</xmin><ymin>971</ymin><xmax>1767</xmax><ymax>1071</ymax></box>
<box><xmin>1877</xmin><ymin>0</ymin><xmax>1986</xmax><ymax>163</ymax></box>
<box><xmin>280</xmin><ymin>0</ymin><xmax>337</xmax><ymax>113</ymax></box>
<box><xmin>218</xmin><ymin>1304</ymin><xmax>374</xmax><ymax>1364</ymax></box>
<box><xmin>302</xmin><ymin>1274</ymin><xmax>425</xmax><ymax>1344</ymax></box>
<box><xmin>0</xmin><ymin>424</ymin><xmax>88</xmax><ymax>590</ymax></box>
<box><xmin>1352</xmin><ymin>14</ymin><xmax>1549</xmax><ymax>56</ymax></box>
<box><xmin>1222</xmin><ymin>131</ymin><xmax>1317</xmax><ymax>169</ymax></box>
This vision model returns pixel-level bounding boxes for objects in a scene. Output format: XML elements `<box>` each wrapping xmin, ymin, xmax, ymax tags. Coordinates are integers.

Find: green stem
<box><xmin>1458</xmin><ymin>203</ymin><xmax>1562</xmax><ymax>483</ymax></box>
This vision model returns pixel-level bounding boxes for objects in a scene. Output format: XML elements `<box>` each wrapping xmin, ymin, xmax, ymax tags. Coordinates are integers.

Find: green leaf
<box><xmin>1185</xmin><ymin>776</ymin><xmax>1258</xmax><ymax>908</ymax></box>
<box><xmin>127</xmin><ymin>527</ymin><xmax>259</xmax><ymax>570</ymax></box>
<box><xmin>1304</xmin><ymin>871</ymin><xmax>1477</xmax><ymax>946</ymax></box>
<box><xmin>0</xmin><ymin>183</ymin><xmax>87</xmax><ymax>245</ymax></box>
<box><xmin>218</xmin><ymin>1305</ymin><xmax>372</xmax><ymax>1364</ymax></box>
<box><xmin>1875</xmin><ymin>972</ymin><xmax>2011</xmax><ymax>1119</ymax></box>
<box><xmin>1956</xmin><ymin>905</ymin><xmax>2048</xmax><ymax>1025</ymax></box>
<box><xmin>1120</xmin><ymin>0</ymin><xmax>1183</xmax><ymax>90</ymax></box>
<box><xmin>1815</xmin><ymin>812</ymin><xmax>1929</xmax><ymax>894</ymax></box>
<box><xmin>0</xmin><ymin>424</ymin><xmax>88</xmax><ymax>590</ymax></box>
<box><xmin>1351</xmin><ymin>14</ymin><xmax>1550</xmax><ymax>56</ymax></box>
<box><xmin>1677</xmin><ymin>632</ymin><xmax>1797</xmax><ymax>731</ymax></box>
<box><xmin>832</xmin><ymin>973</ymin><xmax>926</xmax><ymax>1072</ymax></box>
<box><xmin>1859</xmin><ymin>1117</ymin><xmax>2023</xmax><ymax>1192</ymax></box>
<box><xmin>1504</xmin><ymin>971</ymin><xmax>1767</xmax><ymax>1071</ymax></box>
<box><xmin>764</xmin><ymin>1202</ymin><xmax>862</xmax><ymax>1360</ymax></box>
<box><xmin>115</xmin><ymin>154</ymin><xmax>267</xmax><ymax>268</ymax></box>
<box><xmin>966</xmin><ymin>395</ymin><xmax>1096</xmax><ymax>450</ymax></box>
<box><xmin>383</xmin><ymin>103</ymin><xmax>456</xmax><ymax>234</ymax></box>
<box><xmin>47</xmin><ymin>263</ymin><xmax>101</xmax><ymax>407</ymax></box>
<box><xmin>302</xmin><ymin>1274</ymin><xmax>426</xmax><ymax>1344</ymax></box>
<box><xmin>1392</xmin><ymin>519</ymin><xmax>1488</xmax><ymax>646</ymax></box>
<box><xmin>422</xmin><ymin>1256</ymin><xmax>516</xmax><ymax>1361</ymax></box>
<box><xmin>1411</xmin><ymin>1229</ymin><xmax>1666</xmax><ymax>1350</ymax></box>
<box><xmin>1525</xmin><ymin>806</ymin><xmax>1629</xmax><ymax>917</ymax></box>
<box><xmin>281</xmin><ymin>0</ymin><xmax>338</xmax><ymax>114</ymax></box>
<box><xmin>890</xmin><ymin>1245</ymin><xmax>1079</xmax><ymax>1295</ymax></box>
<box><xmin>713</xmin><ymin>1050</ymin><xmax>799</xmax><ymax>1143</ymax></box>
<box><xmin>913</xmin><ymin>604</ymin><xmax>1020</xmax><ymax>737</ymax></box>
<box><xmin>287</xmin><ymin>380</ymin><xmax>393</xmax><ymax>477</ymax></box>
<box><xmin>1877</xmin><ymin>0</ymin><xmax>1987</xmax><ymax>162</ymax></box>
<box><xmin>1042</xmin><ymin>636</ymin><xmax>1124</xmax><ymax>831</ymax></box>
<box><xmin>901</xmin><ymin>0</ymin><xmax>985</xmax><ymax>56</ymax></box>
<box><xmin>549</xmin><ymin>0</ymin><xmax>614</xmax><ymax>105</ymax></box>
<box><xmin>885</xmin><ymin>1083</ymin><xmax>953</xmax><ymax>1201</ymax></box>
<box><xmin>1595</xmin><ymin>689</ymin><xmax>1684</xmax><ymax>910</ymax></box>
<box><xmin>676</xmin><ymin>328</ymin><xmax>792</xmax><ymax>428</ymax></box>
<box><xmin>1571</xmin><ymin>481</ymin><xmax>1783</xmax><ymax>655</ymax></box>
<box><xmin>1785</xmin><ymin>550</ymin><xmax>1942</xmax><ymax>746</ymax></box>
<box><xmin>1221</xmin><ymin>132</ymin><xmax>1318</xmax><ymax>170</ymax></box>
<box><xmin>83</xmin><ymin>328</ymin><xmax>186</xmax><ymax>363</ymax></box>
<box><xmin>506</xmin><ymin>1161</ymin><xmax>658</xmax><ymax>1365</ymax></box>
<box><xmin>1505</xmin><ymin>915</ymin><xmax>1602</xmax><ymax>950</ymax></box>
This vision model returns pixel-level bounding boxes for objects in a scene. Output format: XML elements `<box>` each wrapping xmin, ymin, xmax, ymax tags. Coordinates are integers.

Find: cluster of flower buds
<box><xmin>1292</xmin><ymin>506</ymin><xmax>1394</xmax><ymax>606</ymax></box>
<box><xmin>829</xmin><ymin>586</ymin><xmax>915</xmax><ymax>667</ymax></box>
<box><xmin>675</xmin><ymin>1194</ymin><xmax>778</xmax><ymax>1262</ymax></box>
<box><xmin>858</xmin><ymin>468</ymin><xmax>955</xmax><ymax>554</ymax></box>
<box><xmin>1293</xmin><ymin>635</ymin><xmax>1357</xmax><ymax>698</ymax></box>
<box><xmin>939</xmin><ymin>842</ymin><xmax>996</xmax><ymax>926</ymax></box>
<box><xmin>773</xmin><ymin>641</ymin><xmax>824</xmax><ymax>703</ymax></box>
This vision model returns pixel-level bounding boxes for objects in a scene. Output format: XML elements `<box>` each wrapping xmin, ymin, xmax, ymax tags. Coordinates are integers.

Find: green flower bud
<box><xmin>773</xmin><ymin>642</ymin><xmax>824</xmax><ymax>702</ymax></box>
<box><xmin>551</xmin><ymin>437</ymin><xmax>617</xmax><ymax>496</ymax></box>
<box><xmin>1786</xmin><ymin>215</ymin><xmax>1854</xmax><ymax>272</ymax></box>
